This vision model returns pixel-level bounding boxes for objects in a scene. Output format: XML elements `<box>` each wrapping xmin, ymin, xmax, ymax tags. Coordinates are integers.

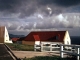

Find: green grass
<box><xmin>6</xmin><ymin>43</ymin><xmax>34</xmax><ymax>51</ymax></box>
<box><xmin>22</xmin><ymin>56</ymin><xmax>77</xmax><ymax>60</ymax></box>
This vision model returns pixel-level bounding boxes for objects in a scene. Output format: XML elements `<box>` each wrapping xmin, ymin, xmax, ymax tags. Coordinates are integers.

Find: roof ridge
<box><xmin>30</xmin><ymin>31</ymin><xmax>67</xmax><ymax>33</ymax></box>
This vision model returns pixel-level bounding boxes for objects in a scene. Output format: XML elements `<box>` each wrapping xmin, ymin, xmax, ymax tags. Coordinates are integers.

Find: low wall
<box><xmin>22</xmin><ymin>41</ymin><xmax>35</xmax><ymax>45</ymax></box>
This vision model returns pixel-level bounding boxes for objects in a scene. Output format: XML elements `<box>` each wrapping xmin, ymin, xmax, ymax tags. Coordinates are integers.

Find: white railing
<box><xmin>34</xmin><ymin>42</ymin><xmax>80</xmax><ymax>60</ymax></box>
<box><xmin>41</xmin><ymin>43</ymin><xmax>60</xmax><ymax>52</ymax></box>
<box><xmin>34</xmin><ymin>42</ymin><xmax>61</xmax><ymax>52</ymax></box>
<box><xmin>60</xmin><ymin>44</ymin><xmax>80</xmax><ymax>60</ymax></box>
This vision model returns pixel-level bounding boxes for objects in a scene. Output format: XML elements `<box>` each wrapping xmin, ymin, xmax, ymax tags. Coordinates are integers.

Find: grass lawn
<box><xmin>6</xmin><ymin>43</ymin><xmax>34</xmax><ymax>51</ymax></box>
<box><xmin>22</xmin><ymin>56</ymin><xmax>77</xmax><ymax>60</ymax></box>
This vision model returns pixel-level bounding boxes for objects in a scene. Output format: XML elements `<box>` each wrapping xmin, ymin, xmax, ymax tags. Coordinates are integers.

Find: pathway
<box><xmin>13</xmin><ymin>51</ymin><xmax>68</xmax><ymax>58</ymax></box>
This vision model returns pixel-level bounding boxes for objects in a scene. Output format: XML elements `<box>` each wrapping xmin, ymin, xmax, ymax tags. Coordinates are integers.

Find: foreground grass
<box><xmin>6</xmin><ymin>43</ymin><xmax>34</xmax><ymax>51</ymax></box>
<box><xmin>22</xmin><ymin>56</ymin><xmax>77</xmax><ymax>60</ymax></box>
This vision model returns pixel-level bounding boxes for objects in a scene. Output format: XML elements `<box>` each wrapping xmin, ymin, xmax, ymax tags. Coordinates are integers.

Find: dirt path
<box><xmin>12</xmin><ymin>51</ymin><xmax>62</xmax><ymax>58</ymax></box>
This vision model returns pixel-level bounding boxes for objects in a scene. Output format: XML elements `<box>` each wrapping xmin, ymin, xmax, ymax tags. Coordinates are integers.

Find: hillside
<box><xmin>9</xmin><ymin>34</ymin><xmax>25</xmax><ymax>39</ymax></box>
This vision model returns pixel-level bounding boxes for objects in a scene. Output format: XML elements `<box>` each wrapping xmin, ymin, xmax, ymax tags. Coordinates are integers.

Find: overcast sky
<box><xmin>0</xmin><ymin>0</ymin><xmax>80</xmax><ymax>36</ymax></box>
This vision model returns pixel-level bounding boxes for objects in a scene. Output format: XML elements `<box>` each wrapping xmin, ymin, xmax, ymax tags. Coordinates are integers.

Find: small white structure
<box><xmin>35</xmin><ymin>41</ymin><xmax>40</xmax><ymax>45</ymax></box>
<box><xmin>0</xmin><ymin>26</ymin><xmax>12</xmax><ymax>43</ymax></box>
<box><xmin>64</xmin><ymin>31</ymin><xmax>71</xmax><ymax>45</ymax></box>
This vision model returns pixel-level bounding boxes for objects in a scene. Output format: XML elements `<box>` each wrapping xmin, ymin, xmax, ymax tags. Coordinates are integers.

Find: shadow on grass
<box><xmin>23</xmin><ymin>56</ymin><xmax>77</xmax><ymax>60</ymax></box>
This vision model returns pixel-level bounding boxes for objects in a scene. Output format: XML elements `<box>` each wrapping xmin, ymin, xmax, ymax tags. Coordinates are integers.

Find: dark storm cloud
<box><xmin>38</xmin><ymin>0</ymin><xmax>80</xmax><ymax>7</ymax></box>
<box><xmin>54</xmin><ymin>0</ymin><xmax>80</xmax><ymax>7</ymax></box>
<box><xmin>0</xmin><ymin>0</ymin><xmax>80</xmax><ymax>17</ymax></box>
<box><xmin>0</xmin><ymin>0</ymin><xmax>37</xmax><ymax>17</ymax></box>
<box><xmin>0</xmin><ymin>0</ymin><xmax>79</xmax><ymax>11</ymax></box>
<box><xmin>0</xmin><ymin>0</ymin><xmax>20</xmax><ymax>11</ymax></box>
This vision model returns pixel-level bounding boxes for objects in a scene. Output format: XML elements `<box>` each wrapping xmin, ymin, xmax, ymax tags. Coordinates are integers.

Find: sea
<box><xmin>71</xmin><ymin>36</ymin><xmax>80</xmax><ymax>45</ymax></box>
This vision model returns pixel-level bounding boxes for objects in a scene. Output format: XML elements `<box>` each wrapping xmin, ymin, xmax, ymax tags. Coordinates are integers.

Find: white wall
<box><xmin>35</xmin><ymin>41</ymin><xmax>40</xmax><ymax>45</ymax></box>
<box><xmin>64</xmin><ymin>31</ymin><xmax>71</xmax><ymax>45</ymax></box>
<box><xmin>4</xmin><ymin>27</ymin><xmax>12</xmax><ymax>43</ymax></box>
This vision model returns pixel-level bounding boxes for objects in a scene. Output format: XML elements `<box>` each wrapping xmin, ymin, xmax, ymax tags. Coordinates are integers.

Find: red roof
<box><xmin>12</xmin><ymin>38</ymin><xmax>19</xmax><ymax>41</ymax></box>
<box><xmin>24</xmin><ymin>31</ymin><xmax>66</xmax><ymax>42</ymax></box>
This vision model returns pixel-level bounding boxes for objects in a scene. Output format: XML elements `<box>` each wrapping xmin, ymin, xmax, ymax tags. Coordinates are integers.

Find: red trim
<box><xmin>33</xmin><ymin>35</ymin><xmax>40</xmax><ymax>41</ymax></box>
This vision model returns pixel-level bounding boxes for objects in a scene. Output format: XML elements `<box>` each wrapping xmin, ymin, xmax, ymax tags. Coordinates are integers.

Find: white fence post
<box><xmin>60</xmin><ymin>45</ymin><xmax>63</xmax><ymax>58</ymax></box>
<box><xmin>77</xmin><ymin>48</ymin><xmax>79</xmax><ymax>60</ymax></box>
<box><xmin>50</xmin><ymin>44</ymin><xmax>52</xmax><ymax>51</ymax></box>
<box><xmin>34</xmin><ymin>44</ymin><xmax>36</xmax><ymax>51</ymax></box>
<box><xmin>41</xmin><ymin>43</ymin><xmax>43</xmax><ymax>52</ymax></box>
